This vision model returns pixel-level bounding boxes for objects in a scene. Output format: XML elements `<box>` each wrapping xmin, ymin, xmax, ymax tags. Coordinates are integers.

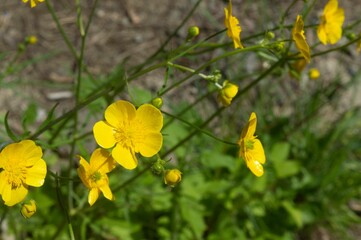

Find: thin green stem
<box><xmin>162</xmin><ymin>110</ymin><xmax>237</xmax><ymax>146</ymax></box>
<box><xmin>45</xmin><ymin>0</ymin><xmax>78</xmax><ymax>58</ymax></box>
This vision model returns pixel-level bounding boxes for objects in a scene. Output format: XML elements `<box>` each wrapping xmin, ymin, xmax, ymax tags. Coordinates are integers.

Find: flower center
<box><xmin>113</xmin><ymin>121</ymin><xmax>143</xmax><ymax>148</ymax></box>
<box><xmin>90</xmin><ymin>171</ymin><xmax>102</xmax><ymax>183</ymax></box>
<box><xmin>245</xmin><ymin>139</ymin><xmax>254</xmax><ymax>150</ymax></box>
<box><xmin>3</xmin><ymin>163</ymin><xmax>26</xmax><ymax>188</ymax></box>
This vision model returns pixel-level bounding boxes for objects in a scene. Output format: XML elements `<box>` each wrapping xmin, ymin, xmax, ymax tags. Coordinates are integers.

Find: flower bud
<box><xmin>164</xmin><ymin>169</ymin><xmax>182</xmax><ymax>187</ymax></box>
<box><xmin>26</xmin><ymin>35</ymin><xmax>38</xmax><ymax>45</ymax></box>
<box><xmin>265</xmin><ymin>31</ymin><xmax>275</xmax><ymax>40</ymax></box>
<box><xmin>187</xmin><ymin>26</ymin><xmax>200</xmax><ymax>40</ymax></box>
<box><xmin>217</xmin><ymin>80</ymin><xmax>238</xmax><ymax>107</ymax></box>
<box><xmin>308</xmin><ymin>68</ymin><xmax>320</xmax><ymax>80</ymax></box>
<box><xmin>21</xmin><ymin>200</ymin><xmax>37</xmax><ymax>219</ymax></box>
<box><xmin>151</xmin><ymin>97</ymin><xmax>163</xmax><ymax>109</ymax></box>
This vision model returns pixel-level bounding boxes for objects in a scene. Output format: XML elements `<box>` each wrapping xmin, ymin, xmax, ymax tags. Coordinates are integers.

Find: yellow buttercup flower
<box><xmin>0</xmin><ymin>140</ymin><xmax>47</xmax><ymax>206</ymax></box>
<box><xmin>22</xmin><ymin>0</ymin><xmax>44</xmax><ymax>8</ymax></box>
<box><xmin>93</xmin><ymin>100</ymin><xmax>163</xmax><ymax>170</ymax></box>
<box><xmin>217</xmin><ymin>80</ymin><xmax>239</xmax><ymax>107</ymax></box>
<box><xmin>164</xmin><ymin>169</ymin><xmax>182</xmax><ymax>187</ymax></box>
<box><xmin>317</xmin><ymin>0</ymin><xmax>344</xmax><ymax>45</ymax></box>
<box><xmin>309</xmin><ymin>68</ymin><xmax>320</xmax><ymax>80</ymax></box>
<box><xmin>238</xmin><ymin>112</ymin><xmax>266</xmax><ymax>177</ymax></box>
<box><xmin>292</xmin><ymin>15</ymin><xmax>311</xmax><ymax>63</ymax></box>
<box><xmin>21</xmin><ymin>200</ymin><xmax>37</xmax><ymax>219</ymax></box>
<box><xmin>77</xmin><ymin>148</ymin><xmax>116</xmax><ymax>206</ymax></box>
<box><xmin>224</xmin><ymin>0</ymin><xmax>243</xmax><ymax>49</ymax></box>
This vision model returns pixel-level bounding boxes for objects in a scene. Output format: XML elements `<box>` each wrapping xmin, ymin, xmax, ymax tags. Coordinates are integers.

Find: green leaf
<box><xmin>4</xmin><ymin>111</ymin><xmax>18</xmax><ymax>141</ymax></box>
<box><xmin>270</xmin><ymin>142</ymin><xmax>290</xmax><ymax>163</ymax></box>
<box><xmin>180</xmin><ymin>197</ymin><xmax>206</xmax><ymax>238</ymax></box>
<box><xmin>273</xmin><ymin>160</ymin><xmax>301</xmax><ymax>178</ymax></box>
<box><xmin>282</xmin><ymin>200</ymin><xmax>303</xmax><ymax>228</ymax></box>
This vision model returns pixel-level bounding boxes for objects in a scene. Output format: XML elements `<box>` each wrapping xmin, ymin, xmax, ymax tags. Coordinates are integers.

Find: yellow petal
<box><xmin>241</xmin><ymin>112</ymin><xmax>257</xmax><ymax>139</ymax></box>
<box><xmin>99</xmin><ymin>185</ymin><xmax>113</xmax><ymax>201</ymax></box>
<box><xmin>136</xmin><ymin>104</ymin><xmax>163</xmax><ymax>132</ymax></box>
<box><xmin>247</xmin><ymin>159</ymin><xmax>264</xmax><ymax>177</ymax></box>
<box><xmin>104</xmin><ymin>100</ymin><xmax>136</xmax><ymax>128</ymax></box>
<box><xmin>1</xmin><ymin>140</ymin><xmax>42</xmax><ymax>166</ymax></box>
<box><xmin>317</xmin><ymin>24</ymin><xmax>328</xmax><ymax>45</ymax></box>
<box><xmin>135</xmin><ymin>132</ymin><xmax>163</xmax><ymax>157</ymax></box>
<box><xmin>324</xmin><ymin>0</ymin><xmax>338</xmax><ymax>15</ymax></box>
<box><xmin>93</xmin><ymin>121</ymin><xmax>117</xmax><ymax>148</ymax></box>
<box><xmin>89</xmin><ymin>148</ymin><xmax>115</xmax><ymax>174</ymax></box>
<box><xmin>88</xmin><ymin>188</ymin><xmax>100</xmax><ymax>206</ymax></box>
<box><xmin>25</xmin><ymin>158</ymin><xmax>47</xmax><ymax>187</ymax></box>
<box><xmin>2</xmin><ymin>184</ymin><xmax>28</xmax><ymax>206</ymax></box>
<box><xmin>294</xmin><ymin>34</ymin><xmax>311</xmax><ymax>62</ymax></box>
<box><xmin>250</xmin><ymin>139</ymin><xmax>266</xmax><ymax>164</ymax></box>
<box><xmin>112</xmin><ymin>145</ymin><xmax>138</xmax><ymax>170</ymax></box>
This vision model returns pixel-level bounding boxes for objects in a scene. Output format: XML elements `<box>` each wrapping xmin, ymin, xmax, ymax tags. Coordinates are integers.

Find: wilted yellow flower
<box><xmin>317</xmin><ymin>0</ymin><xmax>344</xmax><ymax>45</ymax></box>
<box><xmin>164</xmin><ymin>169</ymin><xmax>182</xmax><ymax>187</ymax></box>
<box><xmin>238</xmin><ymin>112</ymin><xmax>266</xmax><ymax>177</ymax></box>
<box><xmin>93</xmin><ymin>100</ymin><xmax>163</xmax><ymax>170</ymax></box>
<box><xmin>224</xmin><ymin>0</ymin><xmax>243</xmax><ymax>49</ymax></box>
<box><xmin>309</xmin><ymin>68</ymin><xmax>320</xmax><ymax>80</ymax></box>
<box><xmin>292</xmin><ymin>15</ymin><xmax>310</xmax><ymax>63</ymax></box>
<box><xmin>21</xmin><ymin>200</ymin><xmax>36</xmax><ymax>219</ymax></box>
<box><xmin>77</xmin><ymin>148</ymin><xmax>116</xmax><ymax>206</ymax></box>
<box><xmin>0</xmin><ymin>140</ymin><xmax>47</xmax><ymax>206</ymax></box>
<box><xmin>22</xmin><ymin>0</ymin><xmax>44</xmax><ymax>8</ymax></box>
<box><xmin>289</xmin><ymin>57</ymin><xmax>307</xmax><ymax>80</ymax></box>
<box><xmin>217</xmin><ymin>80</ymin><xmax>238</xmax><ymax>106</ymax></box>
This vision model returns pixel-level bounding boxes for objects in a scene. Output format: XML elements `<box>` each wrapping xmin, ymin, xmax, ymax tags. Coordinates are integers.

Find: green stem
<box><xmin>45</xmin><ymin>0</ymin><xmax>78</xmax><ymax>58</ymax></box>
<box><xmin>162</xmin><ymin>110</ymin><xmax>237</xmax><ymax>146</ymax></box>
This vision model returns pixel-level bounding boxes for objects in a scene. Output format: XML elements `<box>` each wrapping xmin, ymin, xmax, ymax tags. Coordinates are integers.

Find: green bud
<box><xmin>265</xmin><ymin>31</ymin><xmax>275</xmax><ymax>40</ymax></box>
<box><xmin>151</xmin><ymin>97</ymin><xmax>163</xmax><ymax>109</ymax></box>
<box><xmin>346</xmin><ymin>32</ymin><xmax>356</xmax><ymax>41</ymax></box>
<box><xmin>187</xmin><ymin>26</ymin><xmax>200</xmax><ymax>40</ymax></box>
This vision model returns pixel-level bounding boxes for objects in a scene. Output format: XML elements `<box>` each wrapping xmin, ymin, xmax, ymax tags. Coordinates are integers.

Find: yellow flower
<box><xmin>22</xmin><ymin>0</ymin><xmax>44</xmax><ymax>8</ymax></box>
<box><xmin>224</xmin><ymin>0</ymin><xmax>243</xmax><ymax>49</ymax></box>
<box><xmin>292</xmin><ymin>15</ymin><xmax>311</xmax><ymax>63</ymax></box>
<box><xmin>93</xmin><ymin>100</ymin><xmax>163</xmax><ymax>170</ymax></box>
<box><xmin>238</xmin><ymin>112</ymin><xmax>266</xmax><ymax>177</ymax></box>
<box><xmin>317</xmin><ymin>0</ymin><xmax>344</xmax><ymax>45</ymax></box>
<box><xmin>309</xmin><ymin>68</ymin><xmax>320</xmax><ymax>80</ymax></box>
<box><xmin>77</xmin><ymin>148</ymin><xmax>116</xmax><ymax>206</ymax></box>
<box><xmin>0</xmin><ymin>140</ymin><xmax>47</xmax><ymax>206</ymax></box>
<box><xmin>21</xmin><ymin>200</ymin><xmax>36</xmax><ymax>219</ymax></box>
<box><xmin>164</xmin><ymin>169</ymin><xmax>182</xmax><ymax>187</ymax></box>
<box><xmin>217</xmin><ymin>80</ymin><xmax>239</xmax><ymax>107</ymax></box>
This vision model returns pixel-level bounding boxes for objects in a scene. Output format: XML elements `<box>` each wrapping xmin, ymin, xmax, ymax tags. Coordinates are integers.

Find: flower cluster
<box><xmin>77</xmin><ymin>100</ymin><xmax>174</xmax><ymax>205</ymax></box>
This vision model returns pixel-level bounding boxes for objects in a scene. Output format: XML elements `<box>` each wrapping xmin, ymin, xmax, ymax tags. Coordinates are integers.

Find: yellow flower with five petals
<box><xmin>292</xmin><ymin>15</ymin><xmax>311</xmax><ymax>63</ymax></box>
<box><xmin>77</xmin><ymin>148</ymin><xmax>116</xmax><ymax>206</ymax></box>
<box><xmin>224</xmin><ymin>0</ymin><xmax>243</xmax><ymax>49</ymax></box>
<box><xmin>22</xmin><ymin>0</ymin><xmax>44</xmax><ymax>8</ymax></box>
<box><xmin>0</xmin><ymin>140</ymin><xmax>47</xmax><ymax>206</ymax></box>
<box><xmin>238</xmin><ymin>112</ymin><xmax>266</xmax><ymax>177</ymax></box>
<box><xmin>93</xmin><ymin>100</ymin><xmax>163</xmax><ymax>170</ymax></box>
<box><xmin>317</xmin><ymin>0</ymin><xmax>344</xmax><ymax>45</ymax></box>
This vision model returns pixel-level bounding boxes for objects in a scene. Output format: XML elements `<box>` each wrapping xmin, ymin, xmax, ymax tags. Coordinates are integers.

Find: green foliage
<box><xmin>1</xmin><ymin>0</ymin><xmax>361</xmax><ymax>239</ymax></box>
